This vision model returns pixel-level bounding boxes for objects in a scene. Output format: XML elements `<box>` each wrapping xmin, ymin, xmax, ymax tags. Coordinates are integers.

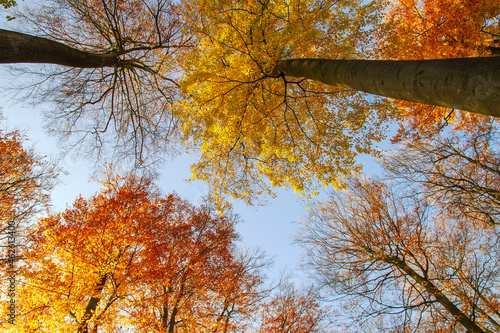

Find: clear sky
<box><xmin>0</xmin><ymin>96</ymin><xmax>314</xmax><ymax>283</ymax></box>
<box><xmin>0</xmin><ymin>7</ymin><xmax>390</xmax><ymax>286</ymax></box>
<box><xmin>1</xmin><ymin>93</ymin><xmax>388</xmax><ymax>286</ymax></box>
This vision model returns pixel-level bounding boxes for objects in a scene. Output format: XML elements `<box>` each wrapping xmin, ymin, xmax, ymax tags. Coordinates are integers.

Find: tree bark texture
<box><xmin>274</xmin><ymin>57</ymin><xmax>500</xmax><ymax>118</ymax></box>
<box><xmin>77</xmin><ymin>273</ymin><xmax>108</xmax><ymax>333</ymax></box>
<box><xmin>0</xmin><ymin>29</ymin><xmax>118</xmax><ymax>68</ymax></box>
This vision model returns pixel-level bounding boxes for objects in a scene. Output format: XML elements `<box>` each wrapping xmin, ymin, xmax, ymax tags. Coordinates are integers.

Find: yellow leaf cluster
<box><xmin>176</xmin><ymin>0</ymin><xmax>394</xmax><ymax>206</ymax></box>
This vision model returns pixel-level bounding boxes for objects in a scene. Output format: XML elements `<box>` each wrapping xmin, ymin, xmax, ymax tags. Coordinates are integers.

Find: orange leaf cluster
<box><xmin>380</xmin><ymin>0</ymin><xmax>500</xmax><ymax>136</ymax></box>
<box><xmin>6</xmin><ymin>173</ymin><xmax>263</xmax><ymax>332</ymax></box>
<box><xmin>0</xmin><ymin>129</ymin><xmax>59</xmax><ymax>248</ymax></box>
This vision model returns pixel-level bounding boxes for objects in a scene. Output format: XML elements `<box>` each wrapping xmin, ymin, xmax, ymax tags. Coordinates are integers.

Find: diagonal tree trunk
<box><xmin>387</xmin><ymin>256</ymin><xmax>486</xmax><ymax>333</ymax></box>
<box><xmin>274</xmin><ymin>57</ymin><xmax>500</xmax><ymax>118</ymax></box>
<box><xmin>77</xmin><ymin>273</ymin><xmax>108</xmax><ymax>333</ymax></box>
<box><xmin>0</xmin><ymin>29</ymin><xmax>118</xmax><ymax>68</ymax></box>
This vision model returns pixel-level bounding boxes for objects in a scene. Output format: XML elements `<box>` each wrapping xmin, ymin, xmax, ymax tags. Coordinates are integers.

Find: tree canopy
<box><xmin>298</xmin><ymin>127</ymin><xmax>500</xmax><ymax>332</ymax></box>
<box><xmin>380</xmin><ymin>0</ymin><xmax>500</xmax><ymax>135</ymax></box>
<box><xmin>0</xmin><ymin>128</ymin><xmax>60</xmax><ymax>259</ymax></box>
<box><xmin>299</xmin><ymin>176</ymin><xmax>500</xmax><ymax>333</ymax></box>
<box><xmin>176</xmin><ymin>0</ymin><xmax>393</xmax><ymax>206</ymax></box>
<box><xmin>1</xmin><ymin>1</ymin><xmax>500</xmax><ymax>331</ymax></box>
<box><xmin>1</xmin><ymin>0</ymin><xmax>499</xmax><ymax>208</ymax></box>
<box><xmin>3</xmin><ymin>0</ymin><xmax>190</xmax><ymax>166</ymax></box>
<box><xmin>1</xmin><ymin>171</ymin><xmax>331</xmax><ymax>332</ymax></box>
<box><xmin>4</xmin><ymin>172</ymin><xmax>265</xmax><ymax>332</ymax></box>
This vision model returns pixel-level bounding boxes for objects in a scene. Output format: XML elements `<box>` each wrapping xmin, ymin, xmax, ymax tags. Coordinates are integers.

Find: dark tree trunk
<box><xmin>77</xmin><ymin>273</ymin><xmax>108</xmax><ymax>333</ymax></box>
<box><xmin>274</xmin><ymin>57</ymin><xmax>500</xmax><ymax>118</ymax></box>
<box><xmin>167</xmin><ymin>306</ymin><xmax>178</xmax><ymax>333</ymax></box>
<box><xmin>0</xmin><ymin>29</ymin><xmax>118</xmax><ymax>68</ymax></box>
<box><xmin>388</xmin><ymin>256</ymin><xmax>486</xmax><ymax>333</ymax></box>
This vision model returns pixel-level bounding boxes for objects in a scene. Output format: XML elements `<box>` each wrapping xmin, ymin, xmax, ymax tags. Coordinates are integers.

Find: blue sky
<box><xmin>0</xmin><ymin>96</ymin><xmax>313</xmax><ymax>283</ymax></box>
<box><xmin>0</xmin><ymin>5</ymin><xmax>391</xmax><ymax>286</ymax></box>
<box><xmin>1</xmin><ymin>86</ymin><xmax>389</xmax><ymax>286</ymax></box>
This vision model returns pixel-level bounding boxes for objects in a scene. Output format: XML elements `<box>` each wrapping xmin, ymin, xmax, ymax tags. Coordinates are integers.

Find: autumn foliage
<box><xmin>257</xmin><ymin>283</ymin><xmax>329</xmax><ymax>333</ymax></box>
<box><xmin>0</xmin><ymin>129</ymin><xmax>59</xmax><ymax>260</ymax></box>
<box><xmin>177</xmin><ymin>0</ymin><xmax>393</xmax><ymax>206</ymax></box>
<box><xmin>383</xmin><ymin>127</ymin><xmax>500</xmax><ymax>227</ymax></box>
<box><xmin>2</xmin><ymin>0</ymin><xmax>500</xmax><ymax>330</ymax></box>
<box><xmin>0</xmin><ymin>130</ymin><xmax>55</xmax><ymax>228</ymax></box>
<box><xmin>380</xmin><ymin>0</ymin><xmax>500</xmax><ymax>135</ymax></box>
<box><xmin>299</xmin><ymin>158</ymin><xmax>500</xmax><ymax>332</ymax></box>
<box><xmin>383</xmin><ymin>0</ymin><xmax>500</xmax><ymax>60</ymax></box>
<box><xmin>0</xmin><ymin>171</ymin><xmax>334</xmax><ymax>332</ymax></box>
<box><xmin>3</xmin><ymin>173</ymin><xmax>265</xmax><ymax>332</ymax></box>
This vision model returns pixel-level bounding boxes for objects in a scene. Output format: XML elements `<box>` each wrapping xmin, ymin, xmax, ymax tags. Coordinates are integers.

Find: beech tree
<box><xmin>176</xmin><ymin>0</ymin><xmax>500</xmax><ymax>207</ymax></box>
<box><xmin>383</xmin><ymin>0</ymin><xmax>500</xmax><ymax>59</ymax></box>
<box><xmin>378</xmin><ymin>0</ymin><xmax>500</xmax><ymax>134</ymax></box>
<box><xmin>257</xmin><ymin>283</ymin><xmax>330</xmax><ymax>333</ymax></box>
<box><xmin>3</xmin><ymin>0</ymin><xmax>499</xmax><ymax>207</ymax></box>
<box><xmin>178</xmin><ymin>0</ymin><xmax>394</xmax><ymax>206</ymax></box>
<box><xmin>383</xmin><ymin>126</ymin><xmax>500</xmax><ymax>227</ymax></box>
<box><xmin>1</xmin><ymin>0</ymin><xmax>190</xmax><ymax>165</ymax></box>
<box><xmin>298</xmin><ymin>177</ymin><xmax>500</xmax><ymax>333</ymax></box>
<box><xmin>123</xmin><ymin>205</ymin><xmax>266</xmax><ymax>333</ymax></box>
<box><xmin>272</xmin><ymin>57</ymin><xmax>500</xmax><ymax>117</ymax></box>
<box><xmin>0</xmin><ymin>129</ymin><xmax>59</xmax><ymax>229</ymax></box>
<box><xmin>4</xmin><ymin>173</ymin><xmax>266</xmax><ymax>332</ymax></box>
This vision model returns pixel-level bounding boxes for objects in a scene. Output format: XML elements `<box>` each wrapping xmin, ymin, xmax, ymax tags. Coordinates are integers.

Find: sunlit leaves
<box><xmin>298</xmin><ymin>175</ymin><xmax>500</xmax><ymax>332</ymax></box>
<box><xmin>0</xmin><ymin>128</ymin><xmax>59</xmax><ymax>247</ymax></box>
<box><xmin>257</xmin><ymin>283</ymin><xmax>329</xmax><ymax>333</ymax></box>
<box><xmin>383</xmin><ymin>0</ymin><xmax>500</xmax><ymax>60</ymax></box>
<box><xmin>4</xmin><ymin>172</ymin><xmax>265</xmax><ymax>332</ymax></box>
<box><xmin>177</xmin><ymin>0</ymin><xmax>393</xmax><ymax>207</ymax></box>
<box><xmin>379</xmin><ymin>0</ymin><xmax>500</xmax><ymax>135</ymax></box>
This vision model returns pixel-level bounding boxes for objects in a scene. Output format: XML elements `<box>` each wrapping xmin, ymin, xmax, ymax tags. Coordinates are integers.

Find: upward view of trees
<box><xmin>0</xmin><ymin>171</ymin><xmax>328</xmax><ymax>332</ymax></box>
<box><xmin>176</xmin><ymin>0</ymin><xmax>500</xmax><ymax>205</ymax></box>
<box><xmin>272</xmin><ymin>57</ymin><xmax>500</xmax><ymax>116</ymax></box>
<box><xmin>383</xmin><ymin>127</ymin><xmax>500</xmax><ymax>227</ymax></box>
<box><xmin>1</xmin><ymin>0</ymin><xmax>500</xmax><ymax>332</ymax></box>
<box><xmin>298</xmin><ymin>128</ymin><xmax>500</xmax><ymax>332</ymax></box>
<box><xmin>0</xmin><ymin>128</ymin><xmax>60</xmax><ymax>265</ymax></box>
<box><xmin>2</xmin><ymin>0</ymin><xmax>190</xmax><ymax>166</ymax></box>
<box><xmin>0</xmin><ymin>129</ymin><xmax>59</xmax><ymax>230</ymax></box>
<box><xmin>9</xmin><ymin>173</ymin><xmax>255</xmax><ymax>332</ymax></box>
<box><xmin>0</xmin><ymin>0</ymin><xmax>498</xmax><ymax>205</ymax></box>
<box><xmin>300</xmin><ymin>177</ymin><xmax>500</xmax><ymax>333</ymax></box>
<box><xmin>257</xmin><ymin>283</ymin><xmax>330</xmax><ymax>333</ymax></box>
<box><xmin>381</xmin><ymin>0</ymin><xmax>500</xmax><ymax>134</ymax></box>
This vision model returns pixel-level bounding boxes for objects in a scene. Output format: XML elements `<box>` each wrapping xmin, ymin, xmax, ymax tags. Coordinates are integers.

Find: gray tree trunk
<box><xmin>0</xmin><ymin>29</ymin><xmax>118</xmax><ymax>68</ymax></box>
<box><xmin>388</xmin><ymin>256</ymin><xmax>486</xmax><ymax>333</ymax></box>
<box><xmin>274</xmin><ymin>57</ymin><xmax>500</xmax><ymax>118</ymax></box>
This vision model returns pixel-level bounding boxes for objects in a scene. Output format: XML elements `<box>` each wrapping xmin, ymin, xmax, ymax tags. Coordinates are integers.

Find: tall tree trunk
<box><xmin>168</xmin><ymin>306</ymin><xmax>178</xmax><ymax>333</ymax></box>
<box><xmin>388</xmin><ymin>256</ymin><xmax>486</xmax><ymax>333</ymax></box>
<box><xmin>77</xmin><ymin>273</ymin><xmax>108</xmax><ymax>333</ymax></box>
<box><xmin>274</xmin><ymin>57</ymin><xmax>500</xmax><ymax>118</ymax></box>
<box><xmin>0</xmin><ymin>29</ymin><xmax>118</xmax><ymax>68</ymax></box>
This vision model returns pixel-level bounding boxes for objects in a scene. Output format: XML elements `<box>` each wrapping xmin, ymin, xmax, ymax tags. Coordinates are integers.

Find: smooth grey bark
<box><xmin>0</xmin><ymin>29</ymin><xmax>118</xmax><ymax>68</ymax></box>
<box><xmin>274</xmin><ymin>57</ymin><xmax>500</xmax><ymax>118</ymax></box>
